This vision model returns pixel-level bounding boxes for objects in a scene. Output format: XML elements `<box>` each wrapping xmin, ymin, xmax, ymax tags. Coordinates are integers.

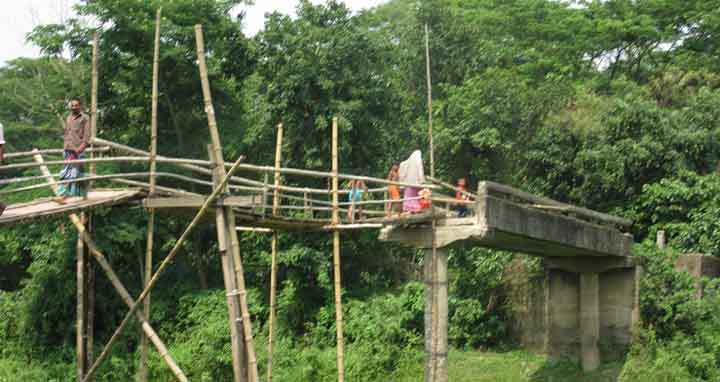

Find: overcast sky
<box><xmin>0</xmin><ymin>0</ymin><xmax>388</xmax><ymax>66</ymax></box>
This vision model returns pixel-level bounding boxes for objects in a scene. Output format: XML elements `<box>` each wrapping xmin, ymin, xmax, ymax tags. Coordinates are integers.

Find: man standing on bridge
<box><xmin>54</xmin><ymin>98</ymin><xmax>90</xmax><ymax>204</ymax></box>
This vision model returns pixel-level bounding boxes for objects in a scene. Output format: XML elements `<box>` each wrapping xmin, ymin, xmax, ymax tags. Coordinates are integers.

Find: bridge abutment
<box><xmin>380</xmin><ymin>181</ymin><xmax>637</xmax><ymax>379</ymax></box>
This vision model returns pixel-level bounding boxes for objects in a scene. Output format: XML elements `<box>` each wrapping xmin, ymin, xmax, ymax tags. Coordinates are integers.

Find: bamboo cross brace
<box><xmin>30</xmin><ymin>152</ymin><xmax>188</xmax><ymax>382</ymax></box>
<box><xmin>81</xmin><ymin>156</ymin><xmax>245</xmax><ymax>382</ymax></box>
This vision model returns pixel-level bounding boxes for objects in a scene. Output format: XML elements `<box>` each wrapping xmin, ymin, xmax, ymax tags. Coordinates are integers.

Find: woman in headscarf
<box><xmin>399</xmin><ymin>150</ymin><xmax>425</xmax><ymax>213</ymax></box>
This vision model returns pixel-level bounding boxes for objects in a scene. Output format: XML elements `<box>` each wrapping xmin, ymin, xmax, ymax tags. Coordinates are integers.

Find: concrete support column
<box><xmin>579</xmin><ymin>273</ymin><xmax>600</xmax><ymax>372</ymax></box>
<box><xmin>423</xmin><ymin>247</ymin><xmax>448</xmax><ymax>382</ymax></box>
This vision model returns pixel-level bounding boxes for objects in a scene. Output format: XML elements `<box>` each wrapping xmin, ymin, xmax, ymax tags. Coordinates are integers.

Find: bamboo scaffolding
<box><xmin>268</xmin><ymin>123</ymin><xmax>283</xmax><ymax>382</ymax></box>
<box><xmin>139</xmin><ymin>9</ymin><xmax>161</xmax><ymax>382</ymax></box>
<box><xmin>81</xmin><ymin>156</ymin><xmax>245</xmax><ymax>382</ymax></box>
<box><xmin>31</xmin><ymin>152</ymin><xmax>188</xmax><ymax>382</ymax></box>
<box><xmin>331</xmin><ymin>117</ymin><xmax>345</xmax><ymax>382</ymax></box>
<box><xmin>196</xmin><ymin>24</ymin><xmax>258</xmax><ymax>382</ymax></box>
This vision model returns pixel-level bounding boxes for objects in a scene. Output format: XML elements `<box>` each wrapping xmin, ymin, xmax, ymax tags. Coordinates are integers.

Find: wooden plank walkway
<box><xmin>0</xmin><ymin>190</ymin><xmax>143</xmax><ymax>226</ymax></box>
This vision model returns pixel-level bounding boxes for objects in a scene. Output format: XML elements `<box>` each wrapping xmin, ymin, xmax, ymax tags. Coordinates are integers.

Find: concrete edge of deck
<box><xmin>379</xmin><ymin>193</ymin><xmax>633</xmax><ymax>259</ymax></box>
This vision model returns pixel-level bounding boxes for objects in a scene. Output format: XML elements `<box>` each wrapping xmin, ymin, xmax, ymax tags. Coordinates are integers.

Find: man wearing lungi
<box><xmin>54</xmin><ymin>98</ymin><xmax>90</xmax><ymax>204</ymax></box>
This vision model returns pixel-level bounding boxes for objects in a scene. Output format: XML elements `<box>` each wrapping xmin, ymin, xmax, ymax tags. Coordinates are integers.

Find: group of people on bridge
<box><xmin>1</xmin><ymin>99</ymin><xmax>473</xmax><ymax>221</ymax></box>
<box><xmin>347</xmin><ymin>149</ymin><xmax>473</xmax><ymax>221</ymax></box>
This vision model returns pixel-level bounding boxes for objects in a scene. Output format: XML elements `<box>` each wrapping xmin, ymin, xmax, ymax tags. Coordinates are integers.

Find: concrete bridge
<box><xmin>381</xmin><ymin>181</ymin><xmax>638</xmax><ymax>380</ymax></box>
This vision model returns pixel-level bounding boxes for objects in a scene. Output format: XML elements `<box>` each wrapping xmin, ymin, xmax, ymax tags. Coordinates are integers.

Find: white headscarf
<box><xmin>399</xmin><ymin>150</ymin><xmax>424</xmax><ymax>185</ymax></box>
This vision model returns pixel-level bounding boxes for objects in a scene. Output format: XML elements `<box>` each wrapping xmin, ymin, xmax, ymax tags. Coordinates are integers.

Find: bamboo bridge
<box><xmin>0</xmin><ymin>20</ymin><xmax>639</xmax><ymax>382</ymax></box>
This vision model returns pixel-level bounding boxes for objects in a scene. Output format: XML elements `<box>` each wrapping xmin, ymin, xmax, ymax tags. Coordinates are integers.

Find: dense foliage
<box><xmin>3</xmin><ymin>0</ymin><xmax>720</xmax><ymax>380</ymax></box>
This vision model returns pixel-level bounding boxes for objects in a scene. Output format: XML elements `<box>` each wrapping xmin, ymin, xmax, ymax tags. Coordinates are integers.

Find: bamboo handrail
<box><xmin>0</xmin><ymin>156</ymin><xmax>214</xmax><ymax>171</ymax></box>
<box><xmin>4</xmin><ymin>146</ymin><xmax>110</xmax><ymax>160</ymax></box>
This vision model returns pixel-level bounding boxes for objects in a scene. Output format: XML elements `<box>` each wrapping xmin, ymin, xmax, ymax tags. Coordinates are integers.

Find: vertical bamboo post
<box><xmin>209</xmin><ymin>146</ymin><xmax>247</xmax><ymax>382</ymax></box>
<box><xmin>268</xmin><ymin>123</ymin><xmax>283</xmax><ymax>382</ymax></box>
<box><xmin>81</xmin><ymin>31</ymin><xmax>99</xmax><ymax>382</ymax></box>
<box><xmin>195</xmin><ymin>24</ymin><xmax>259</xmax><ymax>382</ymax></box>
<box><xmin>261</xmin><ymin>173</ymin><xmax>269</xmax><ymax>218</ymax></box>
<box><xmin>76</xmin><ymin>224</ymin><xmax>86</xmax><ymax>382</ymax></box>
<box><xmin>304</xmin><ymin>191</ymin><xmax>310</xmax><ymax>218</ymax></box>
<box><xmin>139</xmin><ymin>9</ymin><xmax>161</xmax><ymax>382</ymax></box>
<box><xmin>425</xmin><ymin>23</ymin><xmax>434</xmax><ymax>179</ymax></box>
<box><xmin>86</xmin><ymin>254</ymin><xmax>95</xmax><ymax>373</ymax></box>
<box><xmin>331</xmin><ymin>117</ymin><xmax>345</xmax><ymax>382</ymax></box>
<box><xmin>90</xmin><ymin>32</ymin><xmax>99</xmax><ymax>189</ymax></box>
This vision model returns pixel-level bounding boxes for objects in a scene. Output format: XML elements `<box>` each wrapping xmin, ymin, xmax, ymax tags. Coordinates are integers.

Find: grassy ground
<box><xmin>395</xmin><ymin>349</ymin><xmax>623</xmax><ymax>382</ymax></box>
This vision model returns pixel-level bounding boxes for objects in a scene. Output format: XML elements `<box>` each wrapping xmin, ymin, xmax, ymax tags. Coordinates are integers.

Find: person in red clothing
<box><xmin>455</xmin><ymin>178</ymin><xmax>470</xmax><ymax>217</ymax></box>
<box><xmin>419</xmin><ymin>188</ymin><xmax>432</xmax><ymax>210</ymax></box>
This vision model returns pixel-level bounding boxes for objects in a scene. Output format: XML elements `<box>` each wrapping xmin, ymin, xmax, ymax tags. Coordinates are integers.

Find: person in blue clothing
<box><xmin>346</xmin><ymin>179</ymin><xmax>368</xmax><ymax>220</ymax></box>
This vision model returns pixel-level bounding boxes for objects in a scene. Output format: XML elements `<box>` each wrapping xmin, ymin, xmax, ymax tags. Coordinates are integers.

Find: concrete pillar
<box><xmin>423</xmin><ymin>247</ymin><xmax>448</xmax><ymax>382</ymax></box>
<box><xmin>631</xmin><ymin>265</ymin><xmax>643</xmax><ymax>334</ymax></box>
<box><xmin>579</xmin><ymin>273</ymin><xmax>600</xmax><ymax>372</ymax></box>
<box><xmin>656</xmin><ymin>230</ymin><xmax>666</xmax><ymax>249</ymax></box>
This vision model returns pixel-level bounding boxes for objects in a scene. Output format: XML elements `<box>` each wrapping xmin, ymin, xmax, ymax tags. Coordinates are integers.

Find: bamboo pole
<box><xmin>90</xmin><ymin>32</ymin><xmax>99</xmax><ymax>189</ymax></box>
<box><xmin>195</xmin><ymin>24</ymin><xmax>259</xmax><ymax>382</ymax></box>
<box><xmin>427</xmin><ymin>176</ymin><xmax>477</xmax><ymax>199</ymax></box>
<box><xmin>3</xmin><ymin>147</ymin><xmax>108</xmax><ymax>160</ymax></box>
<box><xmin>331</xmin><ymin>117</ymin><xmax>345</xmax><ymax>382</ymax></box>
<box><xmin>31</xmin><ymin>152</ymin><xmax>188</xmax><ymax>382</ymax></box>
<box><xmin>86</xmin><ymin>251</ymin><xmax>95</xmax><ymax>374</ymax></box>
<box><xmin>209</xmin><ymin>147</ymin><xmax>247</xmax><ymax>382</ymax></box>
<box><xmin>139</xmin><ymin>9</ymin><xmax>161</xmax><ymax>382</ymax></box>
<box><xmin>261</xmin><ymin>173</ymin><xmax>268</xmax><ymax>217</ymax></box>
<box><xmin>425</xmin><ymin>23</ymin><xmax>434</xmax><ymax>179</ymax></box>
<box><xmin>81</xmin><ymin>156</ymin><xmax>245</xmax><ymax>382</ymax></box>
<box><xmin>0</xmin><ymin>155</ymin><xmax>214</xmax><ymax>171</ymax></box>
<box><xmin>236</xmin><ymin>227</ymin><xmax>273</xmax><ymax>233</ymax></box>
<box><xmin>76</xmin><ymin>223</ymin><xmax>86</xmax><ymax>382</ymax></box>
<box><xmin>268</xmin><ymin>123</ymin><xmax>283</xmax><ymax>382</ymax></box>
<box><xmin>82</xmin><ymin>33</ymin><xmax>99</xmax><ymax>382</ymax></box>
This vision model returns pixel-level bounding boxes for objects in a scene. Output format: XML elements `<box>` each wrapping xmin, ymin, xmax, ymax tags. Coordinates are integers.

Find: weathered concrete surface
<box><xmin>580</xmin><ymin>273</ymin><xmax>600</xmax><ymax>372</ymax></box>
<box><xmin>476</xmin><ymin>195</ymin><xmax>633</xmax><ymax>258</ymax></box>
<box><xmin>378</xmin><ymin>181</ymin><xmax>637</xmax><ymax>377</ymax></box>
<box><xmin>424</xmin><ymin>247</ymin><xmax>448</xmax><ymax>382</ymax></box>
<box><xmin>599</xmin><ymin>268</ymin><xmax>635</xmax><ymax>360</ymax></box>
<box><xmin>506</xmin><ymin>260</ymin><xmax>637</xmax><ymax>368</ymax></box>
<box><xmin>380</xmin><ymin>192</ymin><xmax>632</xmax><ymax>258</ymax></box>
<box><xmin>675</xmin><ymin>253</ymin><xmax>720</xmax><ymax>298</ymax></box>
<box><xmin>546</xmin><ymin>270</ymin><xmax>580</xmax><ymax>360</ymax></box>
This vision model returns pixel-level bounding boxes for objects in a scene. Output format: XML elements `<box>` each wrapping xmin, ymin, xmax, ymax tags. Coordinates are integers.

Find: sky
<box><xmin>0</xmin><ymin>0</ymin><xmax>389</xmax><ymax>66</ymax></box>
